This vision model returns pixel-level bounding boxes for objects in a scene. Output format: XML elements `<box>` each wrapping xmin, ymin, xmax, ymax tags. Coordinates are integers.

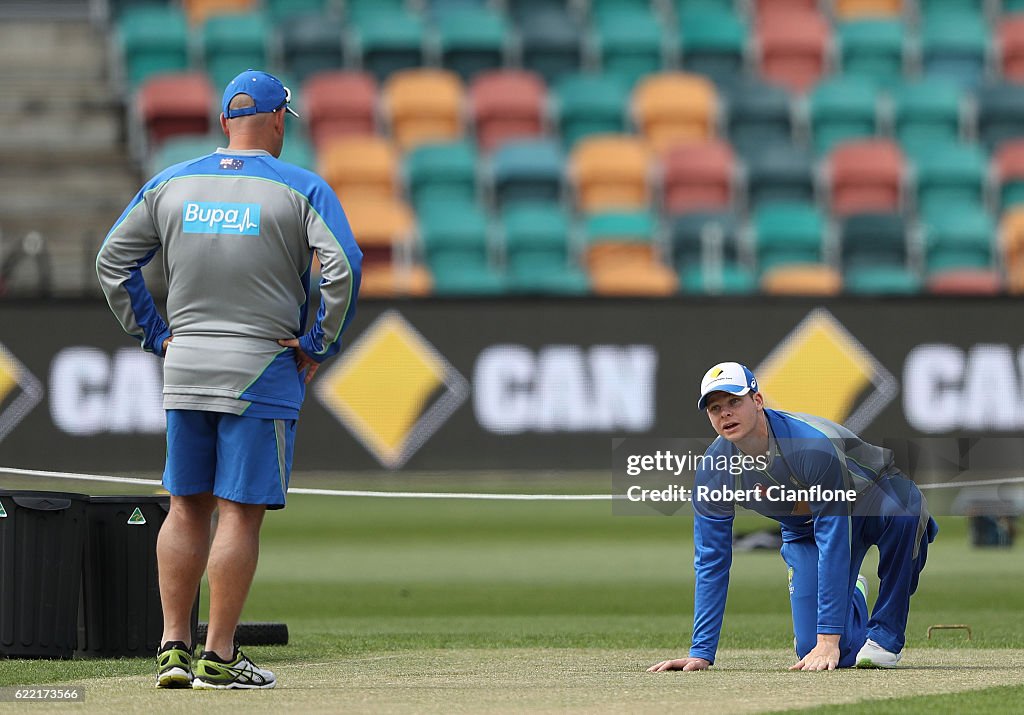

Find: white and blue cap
<box><xmin>697</xmin><ymin>362</ymin><xmax>758</xmax><ymax>410</ymax></box>
<box><xmin>222</xmin><ymin>69</ymin><xmax>299</xmax><ymax>119</ymax></box>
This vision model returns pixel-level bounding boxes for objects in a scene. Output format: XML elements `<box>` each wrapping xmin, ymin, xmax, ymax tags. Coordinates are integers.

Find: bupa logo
<box><xmin>182</xmin><ymin>201</ymin><xmax>261</xmax><ymax>235</ymax></box>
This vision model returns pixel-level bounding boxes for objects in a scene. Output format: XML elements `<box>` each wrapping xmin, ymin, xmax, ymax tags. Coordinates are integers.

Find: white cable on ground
<box><xmin>2</xmin><ymin>466</ymin><xmax>1023</xmax><ymax>500</ymax></box>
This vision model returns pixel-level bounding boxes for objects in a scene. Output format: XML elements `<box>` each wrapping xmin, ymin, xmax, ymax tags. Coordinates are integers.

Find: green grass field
<box><xmin>1</xmin><ymin>473</ymin><xmax>1022</xmax><ymax>713</ymax></box>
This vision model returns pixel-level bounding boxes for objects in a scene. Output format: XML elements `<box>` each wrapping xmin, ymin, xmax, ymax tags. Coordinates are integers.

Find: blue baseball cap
<box><xmin>697</xmin><ymin>362</ymin><xmax>758</xmax><ymax>410</ymax></box>
<box><xmin>222</xmin><ymin>70</ymin><xmax>299</xmax><ymax>119</ymax></box>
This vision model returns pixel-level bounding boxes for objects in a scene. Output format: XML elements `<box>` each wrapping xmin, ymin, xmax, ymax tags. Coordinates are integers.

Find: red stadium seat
<box><xmin>926</xmin><ymin>269</ymin><xmax>1003</xmax><ymax>295</ymax></box>
<box><xmin>998</xmin><ymin>15</ymin><xmax>1024</xmax><ymax>84</ymax></box>
<box><xmin>828</xmin><ymin>139</ymin><xmax>905</xmax><ymax>217</ymax></box>
<box><xmin>138</xmin><ymin>72</ymin><xmax>214</xmax><ymax>148</ymax></box>
<box><xmin>301</xmin><ymin>71</ymin><xmax>378</xmax><ymax>151</ymax></box>
<box><xmin>661</xmin><ymin>140</ymin><xmax>736</xmax><ymax>216</ymax></box>
<box><xmin>756</xmin><ymin>10</ymin><xmax>832</xmax><ymax>94</ymax></box>
<box><xmin>469</xmin><ymin>69</ymin><xmax>547</xmax><ymax>153</ymax></box>
<box><xmin>993</xmin><ymin>138</ymin><xmax>1024</xmax><ymax>208</ymax></box>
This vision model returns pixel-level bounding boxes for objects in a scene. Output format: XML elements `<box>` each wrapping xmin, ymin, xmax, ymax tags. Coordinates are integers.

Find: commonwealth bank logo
<box><xmin>0</xmin><ymin>343</ymin><xmax>43</xmax><ymax>443</ymax></box>
<box><xmin>316</xmin><ymin>310</ymin><xmax>469</xmax><ymax>468</ymax></box>
<box><xmin>755</xmin><ymin>308</ymin><xmax>897</xmax><ymax>432</ymax></box>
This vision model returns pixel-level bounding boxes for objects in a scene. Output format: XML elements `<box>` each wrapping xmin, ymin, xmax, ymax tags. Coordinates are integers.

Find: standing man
<box><xmin>648</xmin><ymin>362</ymin><xmax>937</xmax><ymax>673</ymax></box>
<box><xmin>97</xmin><ymin>70</ymin><xmax>362</xmax><ymax>689</ymax></box>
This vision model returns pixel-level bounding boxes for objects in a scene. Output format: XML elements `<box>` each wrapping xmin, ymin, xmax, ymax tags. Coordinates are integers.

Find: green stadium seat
<box><xmin>506</xmin><ymin>0</ymin><xmax>572</xmax><ymax>24</ymax></box>
<box><xmin>671</xmin><ymin>0</ymin><xmax>736</xmax><ymax>14</ymax></box>
<box><xmin>844</xmin><ymin>264</ymin><xmax>922</xmax><ymax>294</ymax></box>
<box><xmin>106</xmin><ymin>0</ymin><xmax>170</xmax><ymax>20</ymax></box>
<box><xmin>725</xmin><ymin>79</ymin><xmax>794</xmax><ymax>159</ymax></box>
<box><xmin>501</xmin><ymin>203</ymin><xmax>590</xmax><ymax>295</ymax></box>
<box><xmin>146</xmin><ymin>134</ymin><xmax>220</xmax><ymax>175</ymax></box>
<box><xmin>808</xmin><ymin>76</ymin><xmax>879</xmax><ymax>156</ymax></box>
<box><xmin>593</xmin><ymin>8</ymin><xmax>667</xmax><ymax>89</ymax></box>
<box><xmin>264</xmin><ymin>0</ymin><xmax>328</xmax><ymax>22</ymax></box>
<box><xmin>920</xmin><ymin>12</ymin><xmax>989</xmax><ymax>89</ymax></box>
<box><xmin>590</xmin><ymin>0</ymin><xmax>652</xmax><ymax>20</ymax></box>
<box><xmin>744</xmin><ymin>142</ymin><xmax>816</xmax><ymax>208</ymax></box>
<box><xmin>200</xmin><ymin>11</ymin><xmax>270</xmax><ymax>91</ymax></box>
<box><xmin>753</xmin><ymin>202</ymin><xmax>826</xmax><ymax>272</ymax></box>
<box><xmin>977</xmin><ymin>83</ymin><xmax>1024</xmax><ymax>152</ymax></box>
<box><xmin>839</xmin><ymin>212</ymin><xmax>907</xmax><ymax>269</ymax></box>
<box><xmin>405</xmin><ymin>140</ymin><xmax>478</xmax><ymax>211</ymax></box>
<box><xmin>437</xmin><ymin>7</ymin><xmax>511</xmax><ymax>82</ymax></box>
<box><xmin>490</xmin><ymin>139</ymin><xmax>566</xmax><ymax>209</ymax></box>
<box><xmin>351</xmin><ymin>10</ymin><xmax>426</xmax><ymax>83</ymax></box>
<box><xmin>918</xmin><ymin>0</ymin><xmax>984</xmax><ymax>18</ymax></box>
<box><xmin>679</xmin><ymin>262</ymin><xmax>758</xmax><ymax>295</ymax></box>
<box><xmin>584</xmin><ymin>210</ymin><xmax>657</xmax><ymax>244</ymax></box>
<box><xmin>669</xmin><ymin>210</ymin><xmax>740</xmax><ymax>269</ymax></box>
<box><xmin>838</xmin><ymin>19</ymin><xmax>905</xmax><ymax>88</ymax></box>
<box><xmin>890</xmin><ymin>79</ymin><xmax>964</xmax><ymax>155</ymax></box>
<box><xmin>921</xmin><ymin>205</ymin><xmax>995</xmax><ymax>273</ymax></box>
<box><xmin>279</xmin><ymin>13</ymin><xmax>345</xmax><ymax>83</ymax></box>
<box><xmin>117</xmin><ymin>6</ymin><xmax>190</xmax><ymax>88</ymax></box>
<box><xmin>279</xmin><ymin>133</ymin><xmax>316</xmax><ymax>171</ymax></box>
<box><xmin>419</xmin><ymin>200</ymin><xmax>508</xmax><ymax>295</ymax></box>
<box><xmin>428</xmin><ymin>255</ymin><xmax>510</xmax><ymax>295</ymax></box>
<box><xmin>519</xmin><ymin>7</ymin><xmax>584</xmax><ymax>84</ymax></box>
<box><xmin>678</xmin><ymin>7</ymin><xmax>747</xmax><ymax>90</ymax></box>
<box><xmin>345</xmin><ymin>0</ymin><xmax>405</xmax><ymax>24</ymax></box>
<box><xmin>910</xmin><ymin>142</ymin><xmax>988</xmax><ymax>215</ymax></box>
<box><xmin>553</xmin><ymin>73</ymin><xmax>630</xmax><ymax>148</ymax></box>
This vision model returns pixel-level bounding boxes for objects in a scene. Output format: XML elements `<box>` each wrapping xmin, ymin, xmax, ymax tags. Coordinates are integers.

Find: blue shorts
<box><xmin>163</xmin><ymin>410</ymin><xmax>296</xmax><ymax>509</ymax></box>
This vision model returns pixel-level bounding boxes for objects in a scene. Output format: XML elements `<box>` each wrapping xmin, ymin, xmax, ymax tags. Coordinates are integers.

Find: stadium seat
<box><xmin>752</xmin><ymin>202</ymin><xmax>826</xmax><ymax>272</ymax></box>
<box><xmin>918</xmin><ymin>0</ymin><xmax>985</xmax><ymax>19</ymax></box>
<box><xmin>920</xmin><ymin>11</ymin><xmax>989</xmax><ymax>89</ymax></box>
<box><xmin>589</xmin><ymin>261</ymin><xmax>679</xmax><ymax>295</ymax></box>
<box><xmin>998</xmin><ymin>15</ymin><xmax>1024</xmax><ymax>83</ymax></box>
<box><xmin>359</xmin><ymin>263</ymin><xmax>434</xmax><ymax>297</ymax></box>
<box><xmin>501</xmin><ymin>203</ymin><xmax>590</xmax><ymax>295</ymax></box>
<box><xmin>116</xmin><ymin>6</ymin><xmax>190</xmax><ymax>88</ymax></box>
<box><xmin>405</xmin><ymin>140</ymin><xmax>478</xmax><ymax>211</ymax></box>
<box><xmin>420</xmin><ymin>200</ymin><xmax>507</xmax><ymax>295</ymax></box>
<box><xmin>383</xmin><ymin>69</ymin><xmax>465</xmax><ymax>152</ymax></box>
<box><xmin>138</xmin><ymin>72</ymin><xmax>214</xmax><ymax>149</ymax></box>
<box><xmin>926</xmin><ymin>268</ymin><xmax>1002</xmax><ymax>295</ymax></box>
<box><xmin>977</xmin><ymin>83</ymin><xmax>1024</xmax><ymax>152</ymax></box>
<box><xmin>678</xmin><ymin>6</ymin><xmax>748</xmax><ymax>90</ymax></box>
<box><xmin>911</xmin><ymin>142</ymin><xmax>988</xmax><ymax>215</ymax></box>
<box><xmin>519</xmin><ymin>7</ymin><xmax>585</xmax><ymax>84</ymax></box>
<box><xmin>837</xmin><ymin>19</ymin><xmax>905</xmax><ymax>88</ymax></box>
<box><xmin>993</xmin><ymin>139</ymin><xmax>1024</xmax><ymax>208</ymax></box>
<box><xmin>279</xmin><ymin>13</ymin><xmax>345</xmax><ymax>83</ymax></box>
<box><xmin>570</xmin><ymin>134</ymin><xmax>653</xmax><ymax>212</ymax></box>
<box><xmin>669</xmin><ymin>210</ymin><xmax>741</xmax><ymax>270</ymax></box>
<box><xmin>342</xmin><ymin>195</ymin><xmax>416</xmax><ymax>268</ymax></box>
<box><xmin>890</xmin><ymin>79</ymin><xmax>964</xmax><ymax>154</ymax></box>
<box><xmin>833</xmin><ymin>0</ymin><xmax>903</xmax><ymax>20</ymax></box>
<box><xmin>761</xmin><ymin>263</ymin><xmax>842</xmax><ymax>295</ymax></box>
<box><xmin>582</xmin><ymin>210</ymin><xmax>659</xmax><ymax>269</ymax></box>
<box><xmin>301</xmin><ymin>71</ymin><xmax>377</xmax><ymax>150</ymax></box>
<box><xmin>744</xmin><ymin>141</ymin><xmax>816</xmax><ymax>207</ymax></box>
<box><xmin>593</xmin><ymin>7</ymin><xmax>667</xmax><ymax>89</ymax></box>
<box><xmin>678</xmin><ymin>262</ymin><xmax>758</xmax><ymax>295</ymax></box>
<box><xmin>921</xmin><ymin>204</ymin><xmax>995</xmax><ymax>273</ymax></box>
<box><xmin>264</xmin><ymin>0</ymin><xmax>327</xmax><ymax>22</ymax></box>
<box><xmin>671</xmin><ymin>0</ymin><xmax>734</xmax><ymax>13</ymax></box>
<box><xmin>146</xmin><ymin>133</ymin><xmax>220</xmax><ymax>175</ymax></box>
<box><xmin>589</xmin><ymin>0</ymin><xmax>651</xmax><ymax>19</ymax></box>
<box><xmin>506</xmin><ymin>0</ymin><xmax>572</xmax><ymax>24</ymax></box>
<box><xmin>199</xmin><ymin>11</ymin><xmax>269</xmax><ymax>91</ymax></box>
<box><xmin>469</xmin><ymin>70</ymin><xmax>547</xmax><ymax>153</ymax></box>
<box><xmin>808</xmin><ymin>76</ymin><xmax>880</xmax><ymax>155</ymax></box>
<box><xmin>1000</xmin><ymin>207</ymin><xmax>1024</xmax><ymax>287</ymax></box>
<box><xmin>279</xmin><ymin>133</ymin><xmax>316</xmax><ymax>172</ymax></box>
<box><xmin>839</xmin><ymin>212</ymin><xmax>907</xmax><ymax>268</ymax></box>
<box><xmin>750</xmin><ymin>0</ymin><xmax>818</xmax><ymax>15</ymax></box>
<box><xmin>844</xmin><ymin>264</ymin><xmax>922</xmax><ymax>294</ymax></box>
<box><xmin>661</xmin><ymin>140</ymin><xmax>736</xmax><ymax>216</ymax></box>
<box><xmin>105</xmin><ymin>0</ymin><xmax>172</xmax><ymax>21</ymax></box>
<box><xmin>631</xmin><ymin>72</ymin><xmax>718</xmax><ymax>155</ymax></box>
<box><xmin>490</xmin><ymin>138</ymin><xmax>566</xmax><ymax>209</ymax></box>
<box><xmin>827</xmin><ymin>139</ymin><xmax>905</xmax><ymax>217</ymax></box>
<box><xmin>755</xmin><ymin>9</ymin><xmax>831</xmax><ymax>93</ymax></box>
<box><xmin>351</xmin><ymin>9</ymin><xmax>427</xmax><ymax>83</ymax></box>
<box><xmin>553</xmin><ymin>73</ymin><xmax>630</xmax><ymax>149</ymax></box>
<box><xmin>437</xmin><ymin>7</ymin><xmax>511</xmax><ymax>82</ymax></box>
<box><xmin>725</xmin><ymin>79</ymin><xmax>795</xmax><ymax>159</ymax></box>
<box><xmin>318</xmin><ymin>136</ymin><xmax>399</xmax><ymax>201</ymax></box>
<box><xmin>182</xmin><ymin>0</ymin><xmax>256</xmax><ymax>26</ymax></box>
<box><xmin>424</xmin><ymin>0</ymin><xmax>493</xmax><ymax>19</ymax></box>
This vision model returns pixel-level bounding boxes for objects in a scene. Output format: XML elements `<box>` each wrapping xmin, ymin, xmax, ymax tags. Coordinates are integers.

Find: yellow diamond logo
<box><xmin>0</xmin><ymin>342</ymin><xmax>43</xmax><ymax>443</ymax></box>
<box><xmin>755</xmin><ymin>308</ymin><xmax>896</xmax><ymax>431</ymax></box>
<box><xmin>316</xmin><ymin>310</ymin><xmax>469</xmax><ymax>468</ymax></box>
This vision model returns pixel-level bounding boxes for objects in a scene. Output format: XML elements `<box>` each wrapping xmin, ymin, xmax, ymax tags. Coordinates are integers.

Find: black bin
<box><xmin>0</xmin><ymin>490</ymin><xmax>88</xmax><ymax>659</ymax></box>
<box><xmin>77</xmin><ymin>495</ymin><xmax>199</xmax><ymax>658</ymax></box>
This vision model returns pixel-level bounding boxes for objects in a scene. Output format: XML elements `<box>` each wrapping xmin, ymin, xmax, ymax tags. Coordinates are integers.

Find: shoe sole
<box><xmin>192</xmin><ymin>679</ymin><xmax>276</xmax><ymax>690</ymax></box>
<box><xmin>156</xmin><ymin>668</ymin><xmax>192</xmax><ymax>688</ymax></box>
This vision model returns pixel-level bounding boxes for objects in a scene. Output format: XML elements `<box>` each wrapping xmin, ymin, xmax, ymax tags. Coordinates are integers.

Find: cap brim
<box><xmin>285</xmin><ymin>106</ymin><xmax>300</xmax><ymax>118</ymax></box>
<box><xmin>696</xmin><ymin>385</ymin><xmax>751</xmax><ymax>410</ymax></box>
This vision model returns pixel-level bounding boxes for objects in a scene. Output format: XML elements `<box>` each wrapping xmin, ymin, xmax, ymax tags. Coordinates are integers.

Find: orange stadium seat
<box><xmin>833</xmin><ymin>0</ymin><xmax>903</xmax><ymax>20</ymax></box>
<box><xmin>1000</xmin><ymin>208</ymin><xmax>1024</xmax><ymax>292</ymax></box>
<box><xmin>827</xmin><ymin>139</ymin><xmax>905</xmax><ymax>217</ymax></box>
<box><xmin>182</xmin><ymin>0</ymin><xmax>256</xmax><ymax>26</ymax></box>
<box><xmin>999</xmin><ymin>16</ymin><xmax>1024</xmax><ymax>84</ymax></box>
<box><xmin>661</xmin><ymin>140</ymin><xmax>736</xmax><ymax>216</ymax></box>
<box><xmin>301</xmin><ymin>71</ymin><xmax>378</xmax><ymax>150</ymax></box>
<box><xmin>383</xmin><ymin>69</ymin><xmax>465</xmax><ymax>152</ymax></box>
<box><xmin>344</xmin><ymin>196</ymin><xmax>431</xmax><ymax>297</ymax></box>
<box><xmin>756</xmin><ymin>10</ymin><xmax>832</xmax><ymax>94</ymax></box>
<box><xmin>318</xmin><ymin>136</ymin><xmax>399</xmax><ymax>202</ymax></box>
<box><xmin>570</xmin><ymin>134</ymin><xmax>652</xmax><ymax>213</ymax></box>
<box><xmin>589</xmin><ymin>261</ymin><xmax>679</xmax><ymax>296</ymax></box>
<box><xmin>631</xmin><ymin>72</ymin><xmax>718</xmax><ymax>155</ymax></box>
<box><xmin>760</xmin><ymin>263</ymin><xmax>843</xmax><ymax>295</ymax></box>
<box><xmin>926</xmin><ymin>269</ymin><xmax>1003</xmax><ymax>295</ymax></box>
<box><xmin>469</xmin><ymin>69</ymin><xmax>547</xmax><ymax>153</ymax></box>
<box><xmin>138</xmin><ymin>72</ymin><xmax>214</xmax><ymax>148</ymax></box>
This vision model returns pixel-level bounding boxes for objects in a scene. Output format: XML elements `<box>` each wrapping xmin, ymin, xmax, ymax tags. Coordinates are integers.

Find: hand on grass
<box><xmin>278</xmin><ymin>338</ymin><xmax>319</xmax><ymax>384</ymax></box>
<box><xmin>647</xmin><ymin>657</ymin><xmax>711</xmax><ymax>672</ymax></box>
<box><xmin>789</xmin><ymin>638</ymin><xmax>841</xmax><ymax>671</ymax></box>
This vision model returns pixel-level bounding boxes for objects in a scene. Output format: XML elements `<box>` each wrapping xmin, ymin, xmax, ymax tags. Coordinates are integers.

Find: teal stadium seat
<box><xmin>838</xmin><ymin>19</ymin><xmax>905</xmax><ymax>88</ymax></box>
<box><xmin>726</xmin><ymin>79</ymin><xmax>794</xmax><ymax>158</ymax></box>
<box><xmin>501</xmin><ymin>203</ymin><xmax>590</xmax><ymax>295</ymax></box>
<box><xmin>920</xmin><ymin>12</ymin><xmax>989</xmax><ymax>89</ymax></box>
<box><xmin>146</xmin><ymin>134</ymin><xmax>220</xmax><ymax>175</ymax></box>
<box><xmin>106</xmin><ymin>0</ymin><xmax>169</xmax><ymax>20</ymax></box>
<box><xmin>279</xmin><ymin>133</ymin><xmax>316</xmax><ymax>172</ymax></box>
<box><xmin>917</xmin><ymin>0</ymin><xmax>985</xmax><ymax>18</ymax></box>
<box><xmin>437</xmin><ymin>7</ymin><xmax>511</xmax><ymax>82</ymax></box>
<box><xmin>753</xmin><ymin>202</ymin><xmax>826</xmax><ymax>273</ymax></box>
<box><xmin>264</xmin><ymin>0</ymin><xmax>328</xmax><ymax>22</ymax></box>
<box><xmin>554</xmin><ymin>73</ymin><xmax>630</xmax><ymax>148</ymax></box>
<box><xmin>922</xmin><ymin>205</ymin><xmax>995</xmax><ymax>274</ymax></box>
<box><xmin>808</xmin><ymin>76</ymin><xmax>879</xmax><ymax>155</ymax></box>
<box><xmin>890</xmin><ymin>79</ymin><xmax>963</xmax><ymax>154</ymax></box>
<box><xmin>839</xmin><ymin>212</ymin><xmax>907</xmax><ymax>269</ymax></box>
<box><xmin>519</xmin><ymin>6</ymin><xmax>584</xmax><ymax>84</ymax></box>
<box><xmin>669</xmin><ymin>210</ymin><xmax>740</xmax><ymax>270</ymax></box>
<box><xmin>350</xmin><ymin>9</ymin><xmax>426</xmax><ymax>83</ymax></box>
<box><xmin>200</xmin><ymin>11</ymin><xmax>270</xmax><ymax>91</ymax></box>
<box><xmin>679</xmin><ymin>262</ymin><xmax>758</xmax><ymax>295</ymax></box>
<box><xmin>346</xmin><ymin>0</ymin><xmax>405</xmax><ymax>23</ymax></box>
<box><xmin>744</xmin><ymin>142</ymin><xmax>816</xmax><ymax>207</ymax></box>
<box><xmin>117</xmin><ymin>6</ymin><xmax>189</xmax><ymax>88</ymax></box>
<box><xmin>977</xmin><ymin>83</ymin><xmax>1024</xmax><ymax>152</ymax></box>
<box><xmin>592</xmin><ymin>7</ymin><xmax>666</xmax><ymax>89</ymax></box>
<box><xmin>490</xmin><ymin>139</ymin><xmax>566</xmax><ymax>209</ymax></box>
<box><xmin>279</xmin><ymin>13</ymin><xmax>345</xmax><ymax>83</ymax></box>
<box><xmin>844</xmin><ymin>265</ymin><xmax>922</xmax><ymax>294</ymax></box>
<box><xmin>678</xmin><ymin>6</ymin><xmax>747</xmax><ymax>90</ymax></box>
<box><xmin>420</xmin><ymin>200</ymin><xmax>508</xmax><ymax>295</ymax></box>
<box><xmin>909</xmin><ymin>142</ymin><xmax>988</xmax><ymax>215</ymax></box>
<box><xmin>405</xmin><ymin>141</ymin><xmax>478</xmax><ymax>211</ymax></box>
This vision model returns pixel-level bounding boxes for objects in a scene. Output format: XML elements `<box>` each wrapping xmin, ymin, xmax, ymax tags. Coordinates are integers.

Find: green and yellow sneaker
<box><xmin>156</xmin><ymin>641</ymin><xmax>194</xmax><ymax>689</ymax></box>
<box><xmin>192</xmin><ymin>647</ymin><xmax>277</xmax><ymax>689</ymax></box>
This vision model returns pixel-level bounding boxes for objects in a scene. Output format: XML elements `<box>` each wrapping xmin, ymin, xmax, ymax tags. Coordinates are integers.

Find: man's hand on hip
<box><xmin>278</xmin><ymin>338</ymin><xmax>319</xmax><ymax>384</ymax></box>
<box><xmin>647</xmin><ymin>657</ymin><xmax>711</xmax><ymax>672</ymax></box>
<box><xmin>789</xmin><ymin>634</ymin><xmax>841</xmax><ymax>671</ymax></box>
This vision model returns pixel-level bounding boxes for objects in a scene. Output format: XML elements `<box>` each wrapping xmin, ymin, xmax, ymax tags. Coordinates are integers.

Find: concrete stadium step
<box><xmin>0</xmin><ymin>1</ymin><xmax>91</xmax><ymax>21</ymax></box>
<box><xmin>0</xmin><ymin>21</ymin><xmax>105</xmax><ymax>77</ymax></box>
